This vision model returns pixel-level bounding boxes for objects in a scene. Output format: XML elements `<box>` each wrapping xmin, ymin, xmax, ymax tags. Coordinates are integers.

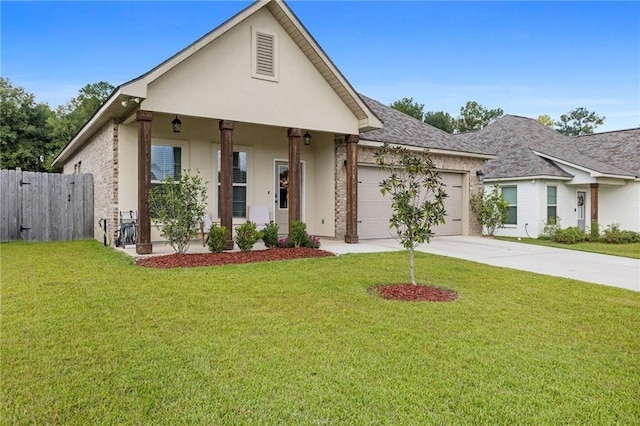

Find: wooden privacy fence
<box><xmin>1</xmin><ymin>170</ymin><xmax>93</xmax><ymax>243</ymax></box>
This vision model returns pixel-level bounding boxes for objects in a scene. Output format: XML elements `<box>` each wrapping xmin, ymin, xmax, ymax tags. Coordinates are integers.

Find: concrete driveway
<box><xmin>322</xmin><ymin>236</ymin><xmax>640</xmax><ymax>292</ymax></box>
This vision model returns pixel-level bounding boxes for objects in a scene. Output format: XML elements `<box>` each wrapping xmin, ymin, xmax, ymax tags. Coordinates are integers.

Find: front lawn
<box><xmin>497</xmin><ymin>236</ymin><xmax>640</xmax><ymax>259</ymax></box>
<box><xmin>2</xmin><ymin>241</ymin><xmax>639</xmax><ymax>424</ymax></box>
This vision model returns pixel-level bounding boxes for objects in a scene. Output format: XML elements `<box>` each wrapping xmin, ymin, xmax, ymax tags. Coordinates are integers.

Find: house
<box><xmin>52</xmin><ymin>0</ymin><xmax>493</xmax><ymax>254</ymax></box>
<box><xmin>457</xmin><ymin>115</ymin><xmax>640</xmax><ymax>237</ymax></box>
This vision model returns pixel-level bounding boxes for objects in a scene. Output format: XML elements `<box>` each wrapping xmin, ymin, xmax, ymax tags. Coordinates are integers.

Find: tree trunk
<box><xmin>410</xmin><ymin>247</ymin><xmax>416</xmax><ymax>285</ymax></box>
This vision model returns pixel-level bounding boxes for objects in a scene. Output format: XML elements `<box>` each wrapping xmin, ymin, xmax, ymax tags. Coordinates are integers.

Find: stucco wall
<box><xmin>598</xmin><ymin>181</ymin><xmax>640</xmax><ymax>232</ymax></box>
<box><xmin>62</xmin><ymin>121</ymin><xmax>118</xmax><ymax>243</ymax></box>
<box><xmin>117</xmin><ymin>116</ymin><xmax>336</xmax><ymax>240</ymax></box>
<box><xmin>141</xmin><ymin>8</ymin><xmax>359</xmax><ymax>135</ymax></box>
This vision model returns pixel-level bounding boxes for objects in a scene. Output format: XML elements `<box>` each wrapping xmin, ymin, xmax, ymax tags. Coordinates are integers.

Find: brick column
<box><xmin>287</xmin><ymin>128</ymin><xmax>302</xmax><ymax>234</ymax></box>
<box><xmin>590</xmin><ymin>183</ymin><xmax>599</xmax><ymax>224</ymax></box>
<box><xmin>345</xmin><ymin>134</ymin><xmax>359</xmax><ymax>243</ymax></box>
<box><xmin>136</xmin><ymin>110</ymin><xmax>153</xmax><ymax>254</ymax></box>
<box><xmin>220</xmin><ymin>120</ymin><xmax>235</xmax><ymax>250</ymax></box>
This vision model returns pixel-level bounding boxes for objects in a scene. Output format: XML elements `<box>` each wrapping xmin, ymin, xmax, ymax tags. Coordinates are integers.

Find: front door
<box><xmin>577</xmin><ymin>190</ymin><xmax>586</xmax><ymax>230</ymax></box>
<box><xmin>275</xmin><ymin>161</ymin><xmax>289</xmax><ymax>232</ymax></box>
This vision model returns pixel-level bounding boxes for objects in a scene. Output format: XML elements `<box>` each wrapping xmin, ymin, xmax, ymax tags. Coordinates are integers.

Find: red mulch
<box><xmin>373</xmin><ymin>283</ymin><xmax>459</xmax><ymax>302</ymax></box>
<box><xmin>136</xmin><ymin>247</ymin><xmax>334</xmax><ymax>268</ymax></box>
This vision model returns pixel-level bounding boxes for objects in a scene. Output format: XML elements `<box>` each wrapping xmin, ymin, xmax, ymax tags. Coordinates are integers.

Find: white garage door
<box><xmin>358</xmin><ymin>166</ymin><xmax>463</xmax><ymax>239</ymax></box>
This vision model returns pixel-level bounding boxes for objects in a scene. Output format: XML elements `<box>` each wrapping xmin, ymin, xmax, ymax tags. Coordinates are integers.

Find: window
<box><xmin>251</xmin><ymin>27</ymin><xmax>278</xmax><ymax>82</ymax></box>
<box><xmin>501</xmin><ymin>186</ymin><xmax>517</xmax><ymax>225</ymax></box>
<box><xmin>217</xmin><ymin>151</ymin><xmax>247</xmax><ymax>218</ymax></box>
<box><xmin>151</xmin><ymin>145</ymin><xmax>182</xmax><ymax>183</ymax></box>
<box><xmin>547</xmin><ymin>186</ymin><xmax>557</xmax><ymax>224</ymax></box>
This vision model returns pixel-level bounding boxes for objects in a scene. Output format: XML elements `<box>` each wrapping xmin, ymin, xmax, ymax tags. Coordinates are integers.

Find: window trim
<box><xmin>251</xmin><ymin>26</ymin><xmax>279</xmax><ymax>82</ymax></box>
<box><xmin>501</xmin><ymin>185</ymin><xmax>518</xmax><ymax>226</ymax></box>
<box><xmin>150</xmin><ymin>138</ymin><xmax>189</xmax><ymax>184</ymax></box>
<box><xmin>214</xmin><ymin>145</ymin><xmax>252</xmax><ymax>220</ymax></box>
<box><xmin>546</xmin><ymin>185</ymin><xmax>557</xmax><ymax>224</ymax></box>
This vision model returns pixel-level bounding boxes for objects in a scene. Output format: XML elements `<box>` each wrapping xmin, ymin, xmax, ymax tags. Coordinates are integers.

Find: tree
<box><xmin>536</xmin><ymin>114</ymin><xmax>554</xmax><ymax>127</ymax></box>
<box><xmin>390</xmin><ymin>97</ymin><xmax>424</xmax><ymax>121</ymax></box>
<box><xmin>555</xmin><ymin>107</ymin><xmax>605</xmax><ymax>135</ymax></box>
<box><xmin>375</xmin><ymin>143</ymin><xmax>447</xmax><ymax>285</ymax></box>
<box><xmin>149</xmin><ymin>170</ymin><xmax>208</xmax><ymax>254</ymax></box>
<box><xmin>424</xmin><ymin>111</ymin><xmax>455</xmax><ymax>133</ymax></box>
<box><xmin>50</xmin><ymin>81</ymin><xmax>115</xmax><ymax>148</ymax></box>
<box><xmin>471</xmin><ymin>184</ymin><xmax>508</xmax><ymax>237</ymax></box>
<box><xmin>456</xmin><ymin>101</ymin><xmax>504</xmax><ymax>133</ymax></box>
<box><xmin>0</xmin><ymin>77</ymin><xmax>56</xmax><ymax>171</ymax></box>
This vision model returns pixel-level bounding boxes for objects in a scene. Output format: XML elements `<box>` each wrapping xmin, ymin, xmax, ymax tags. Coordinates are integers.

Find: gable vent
<box><xmin>255</xmin><ymin>32</ymin><xmax>275</xmax><ymax>77</ymax></box>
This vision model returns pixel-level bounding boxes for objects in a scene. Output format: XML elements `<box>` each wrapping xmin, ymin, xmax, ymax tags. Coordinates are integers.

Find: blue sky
<box><xmin>2</xmin><ymin>1</ymin><xmax>638</xmax><ymax>132</ymax></box>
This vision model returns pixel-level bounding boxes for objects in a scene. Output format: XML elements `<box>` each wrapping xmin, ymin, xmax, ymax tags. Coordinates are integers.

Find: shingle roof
<box><xmin>456</xmin><ymin>115</ymin><xmax>638</xmax><ymax>180</ymax></box>
<box><xmin>576</xmin><ymin>128</ymin><xmax>640</xmax><ymax>176</ymax></box>
<box><xmin>359</xmin><ymin>95</ymin><xmax>493</xmax><ymax>156</ymax></box>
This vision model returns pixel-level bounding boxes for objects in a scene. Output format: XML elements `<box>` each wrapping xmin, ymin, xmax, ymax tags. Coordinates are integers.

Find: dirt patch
<box><xmin>373</xmin><ymin>284</ymin><xmax>458</xmax><ymax>302</ymax></box>
<box><xmin>136</xmin><ymin>247</ymin><xmax>334</xmax><ymax>268</ymax></box>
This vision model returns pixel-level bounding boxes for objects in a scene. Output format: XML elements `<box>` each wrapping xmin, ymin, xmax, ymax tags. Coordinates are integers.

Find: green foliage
<box><xmin>149</xmin><ymin>171</ymin><xmax>208</xmax><ymax>254</ymax></box>
<box><xmin>554</xmin><ymin>227</ymin><xmax>586</xmax><ymax>244</ymax></box>
<box><xmin>389</xmin><ymin>97</ymin><xmax>424</xmax><ymax>121</ymax></box>
<box><xmin>278</xmin><ymin>221</ymin><xmax>320</xmax><ymax>249</ymax></box>
<box><xmin>536</xmin><ymin>114</ymin><xmax>555</xmax><ymax>127</ymax></box>
<box><xmin>471</xmin><ymin>184</ymin><xmax>508</xmax><ymax>236</ymax></box>
<box><xmin>424</xmin><ymin>111</ymin><xmax>455</xmax><ymax>133</ymax></box>
<box><xmin>539</xmin><ymin>218</ymin><xmax>562</xmax><ymax>241</ymax></box>
<box><xmin>261</xmin><ymin>222</ymin><xmax>280</xmax><ymax>248</ymax></box>
<box><xmin>456</xmin><ymin>101</ymin><xmax>504</xmax><ymax>133</ymax></box>
<box><xmin>207</xmin><ymin>224</ymin><xmax>228</xmax><ymax>253</ymax></box>
<box><xmin>235</xmin><ymin>221</ymin><xmax>261</xmax><ymax>251</ymax></box>
<box><xmin>588</xmin><ymin>220</ymin><xmax>600</xmax><ymax>242</ymax></box>
<box><xmin>555</xmin><ymin>107</ymin><xmax>605</xmax><ymax>136</ymax></box>
<box><xmin>601</xmin><ymin>224</ymin><xmax>640</xmax><ymax>244</ymax></box>
<box><xmin>375</xmin><ymin>143</ymin><xmax>447</xmax><ymax>285</ymax></box>
<box><xmin>0</xmin><ymin>77</ymin><xmax>56</xmax><ymax>171</ymax></box>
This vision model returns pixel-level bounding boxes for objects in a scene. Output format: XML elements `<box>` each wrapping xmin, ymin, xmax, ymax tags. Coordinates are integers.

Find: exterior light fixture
<box><xmin>121</xmin><ymin>97</ymin><xmax>140</xmax><ymax>107</ymax></box>
<box><xmin>172</xmin><ymin>116</ymin><xmax>182</xmax><ymax>133</ymax></box>
<box><xmin>303</xmin><ymin>132</ymin><xmax>312</xmax><ymax>146</ymax></box>
<box><xmin>476</xmin><ymin>170</ymin><xmax>484</xmax><ymax>178</ymax></box>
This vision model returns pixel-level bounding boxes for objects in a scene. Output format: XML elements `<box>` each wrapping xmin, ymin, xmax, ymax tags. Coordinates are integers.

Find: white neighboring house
<box><xmin>458</xmin><ymin>115</ymin><xmax>640</xmax><ymax>238</ymax></box>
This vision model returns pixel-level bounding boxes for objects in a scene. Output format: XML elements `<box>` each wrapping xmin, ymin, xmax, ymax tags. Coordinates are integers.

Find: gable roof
<box><xmin>53</xmin><ymin>0</ymin><xmax>382</xmax><ymax>167</ymax></box>
<box><xmin>457</xmin><ymin>115</ymin><xmax>638</xmax><ymax>180</ymax></box>
<box><xmin>359</xmin><ymin>95</ymin><xmax>494</xmax><ymax>158</ymax></box>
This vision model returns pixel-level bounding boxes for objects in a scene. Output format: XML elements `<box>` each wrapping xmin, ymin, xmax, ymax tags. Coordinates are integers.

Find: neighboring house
<box><xmin>457</xmin><ymin>115</ymin><xmax>640</xmax><ymax>237</ymax></box>
<box><xmin>52</xmin><ymin>0</ymin><xmax>492</xmax><ymax>254</ymax></box>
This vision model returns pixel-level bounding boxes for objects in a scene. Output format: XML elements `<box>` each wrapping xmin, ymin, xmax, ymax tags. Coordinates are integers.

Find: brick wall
<box><xmin>334</xmin><ymin>142</ymin><xmax>485</xmax><ymax>238</ymax></box>
<box><xmin>62</xmin><ymin>121</ymin><xmax>119</xmax><ymax>243</ymax></box>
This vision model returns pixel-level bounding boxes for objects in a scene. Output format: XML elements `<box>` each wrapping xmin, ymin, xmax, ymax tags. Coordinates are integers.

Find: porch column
<box><xmin>345</xmin><ymin>134</ymin><xmax>359</xmax><ymax>243</ymax></box>
<box><xmin>220</xmin><ymin>120</ymin><xmax>235</xmax><ymax>250</ymax></box>
<box><xmin>287</xmin><ymin>128</ymin><xmax>302</xmax><ymax>233</ymax></box>
<box><xmin>136</xmin><ymin>110</ymin><xmax>153</xmax><ymax>255</ymax></box>
<box><xmin>590</xmin><ymin>183</ymin><xmax>599</xmax><ymax>224</ymax></box>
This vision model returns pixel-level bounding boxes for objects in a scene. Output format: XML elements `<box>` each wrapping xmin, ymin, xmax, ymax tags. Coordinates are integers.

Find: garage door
<box><xmin>358</xmin><ymin>166</ymin><xmax>463</xmax><ymax>239</ymax></box>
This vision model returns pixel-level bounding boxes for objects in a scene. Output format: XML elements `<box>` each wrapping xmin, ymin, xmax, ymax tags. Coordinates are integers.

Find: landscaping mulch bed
<box><xmin>136</xmin><ymin>247</ymin><xmax>335</xmax><ymax>268</ymax></box>
<box><xmin>373</xmin><ymin>284</ymin><xmax>459</xmax><ymax>302</ymax></box>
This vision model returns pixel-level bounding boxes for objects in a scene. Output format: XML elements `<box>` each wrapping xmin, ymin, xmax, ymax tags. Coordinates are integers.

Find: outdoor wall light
<box><xmin>476</xmin><ymin>170</ymin><xmax>485</xmax><ymax>178</ymax></box>
<box><xmin>172</xmin><ymin>115</ymin><xmax>182</xmax><ymax>133</ymax></box>
<box><xmin>121</xmin><ymin>97</ymin><xmax>140</xmax><ymax>107</ymax></box>
<box><xmin>303</xmin><ymin>132</ymin><xmax>312</xmax><ymax>146</ymax></box>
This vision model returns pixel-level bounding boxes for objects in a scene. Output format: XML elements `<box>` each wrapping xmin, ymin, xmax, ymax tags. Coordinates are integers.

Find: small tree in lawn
<box><xmin>471</xmin><ymin>184</ymin><xmax>508</xmax><ymax>236</ymax></box>
<box><xmin>149</xmin><ymin>170</ymin><xmax>207</xmax><ymax>254</ymax></box>
<box><xmin>375</xmin><ymin>143</ymin><xmax>447</xmax><ymax>285</ymax></box>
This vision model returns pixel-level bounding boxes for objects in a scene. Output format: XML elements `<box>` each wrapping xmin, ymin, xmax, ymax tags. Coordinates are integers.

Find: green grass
<box><xmin>2</xmin><ymin>241</ymin><xmax>639</xmax><ymax>424</ymax></box>
<box><xmin>497</xmin><ymin>237</ymin><xmax>640</xmax><ymax>259</ymax></box>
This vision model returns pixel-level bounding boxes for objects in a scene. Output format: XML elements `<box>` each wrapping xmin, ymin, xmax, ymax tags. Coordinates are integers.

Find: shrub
<box><xmin>554</xmin><ymin>226</ymin><xmax>586</xmax><ymax>244</ymax></box>
<box><xmin>235</xmin><ymin>221</ymin><xmax>260</xmax><ymax>251</ymax></box>
<box><xmin>278</xmin><ymin>221</ymin><xmax>321</xmax><ymax>249</ymax></box>
<box><xmin>539</xmin><ymin>218</ymin><xmax>562</xmax><ymax>241</ymax></box>
<box><xmin>207</xmin><ymin>224</ymin><xmax>228</xmax><ymax>253</ymax></box>
<box><xmin>587</xmin><ymin>220</ymin><xmax>600</xmax><ymax>242</ymax></box>
<box><xmin>261</xmin><ymin>222</ymin><xmax>280</xmax><ymax>248</ymax></box>
<box><xmin>149</xmin><ymin>171</ymin><xmax>207</xmax><ymax>254</ymax></box>
<box><xmin>601</xmin><ymin>224</ymin><xmax>640</xmax><ymax>244</ymax></box>
<box><xmin>471</xmin><ymin>184</ymin><xmax>508</xmax><ymax>236</ymax></box>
